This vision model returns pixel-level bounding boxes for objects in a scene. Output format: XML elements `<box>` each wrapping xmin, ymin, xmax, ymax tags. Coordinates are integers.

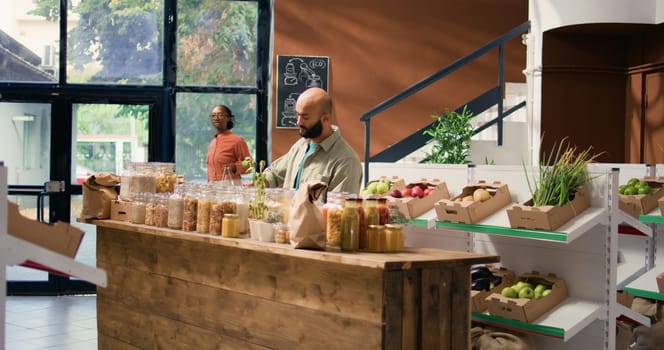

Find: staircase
<box><xmin>398</xmin><ymin>82</ymin><xmax>531</xmax><ymax>166</ymax></box>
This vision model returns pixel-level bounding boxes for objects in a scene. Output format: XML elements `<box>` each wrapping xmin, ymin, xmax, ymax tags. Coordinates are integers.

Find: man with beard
<box><xmin>263</xmin><ymin>87</ymin><xmax>362</xmax><ymax>194</ymax></box>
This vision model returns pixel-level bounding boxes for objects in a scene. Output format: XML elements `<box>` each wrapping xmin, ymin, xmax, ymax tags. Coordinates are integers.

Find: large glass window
<box><xmin>176</xmin><ymin>93</ymin><xmax>256</xmax><ymax>182</ymax></box>
<box><xmin>72</xmin><ymin>103</ymin><xmax>150</xmax><ymax>182</ymax></box>
<box><xmin>177</xmin><ymin>1</ymin><xmax>258</xmax><ymax>87</ymax></box>
<box><xmin>0</xmin><ymin>1</ymin><xmax>59</xmax><ymax>83</ymax></box>
<box><xmin>67</xmin><ymin>0</ymin><xmax>164</xmax><ymax>84</ymax></box>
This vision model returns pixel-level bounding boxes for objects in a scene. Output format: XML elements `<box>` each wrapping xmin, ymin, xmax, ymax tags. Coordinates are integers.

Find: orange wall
<box><xmin>272</xmin><ymin>0</ymin><xmax>528</xmax><ymax>161</ymax></box>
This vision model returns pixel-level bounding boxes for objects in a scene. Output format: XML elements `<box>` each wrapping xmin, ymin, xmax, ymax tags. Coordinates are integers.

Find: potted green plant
<box><xmin>422</xmin><ymin>105</ymin><xmax>475</xmax><ymax>164</ymax></box>
<box><xmin>242</xmin><ymin>157</ymin><xmax>267</xmax><ymax>220</ymax></box>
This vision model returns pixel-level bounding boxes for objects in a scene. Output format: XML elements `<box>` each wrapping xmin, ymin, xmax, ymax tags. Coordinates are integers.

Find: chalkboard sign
<box><xmin>276</xmin><ymin>55</ymin><xmax>329</xmax><ymax>128</ymax></box>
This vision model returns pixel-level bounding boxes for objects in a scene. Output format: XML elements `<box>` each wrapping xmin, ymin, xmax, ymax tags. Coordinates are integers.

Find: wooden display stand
<box><xmin>91</xmin><ymin>220</ymin><xmax>498</xmax><ymax>349</ymax></box>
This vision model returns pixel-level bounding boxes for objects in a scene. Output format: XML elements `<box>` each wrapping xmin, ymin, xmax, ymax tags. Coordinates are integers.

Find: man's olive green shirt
<box><xmin>264</xmin><ymin>126</ymin><xmax>362</xmax><ymax>194</ymax></box>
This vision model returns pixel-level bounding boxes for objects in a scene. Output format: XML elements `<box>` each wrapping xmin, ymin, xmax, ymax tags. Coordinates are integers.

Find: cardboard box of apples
<box><xmin>618</xmin><ymin>177</ymin><xmax>664</xmax><ymax>219</ymax></box>
<box><xmin>470</xmin><ymin>265</ymin><xmax>516</xmax><ymax>313</ymax></box>
<box><xmin>485</xmin><ymin>271</ymin><xmax>568</xmax><ymax>323</ymax></box>
<box><xmin>434</xmin><ymin>180</ymin><xmax>512</xmax><ymax>224</ymax></box>
<box><xmin>386</xmin><ymin>179</ymin><xmax>450</xmax><ymax>219</ymax></box>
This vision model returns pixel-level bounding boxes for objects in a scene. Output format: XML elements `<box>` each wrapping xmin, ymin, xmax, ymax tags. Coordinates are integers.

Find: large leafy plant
<box><xmin>422</xmin><ymin>105</ymin><xmax>475</xmax><ymax>164</ymax></box>
<box><xmin>525</xmin><ymin>138</ymin><xmax>602</xmax><ymax>207</ymax></box>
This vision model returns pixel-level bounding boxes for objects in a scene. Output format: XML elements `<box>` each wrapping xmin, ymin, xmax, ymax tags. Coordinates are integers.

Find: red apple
<box><xmin>389</xmin><ymin>189</ymin><xmax>402</xmax><ymax>198</ymax></box>
<box><xmin>402</xmin><ymin>188</ymin><xmax>413</xmax><ymax>197</ymax></box>
<box><xmin>423</xmin><ymin>188</ymin><xmax>433</xmax><ymax>197</ymax></box>
<box><xmin>411</xmin><ymin>186</ymin><xmax>424</xmax><ymax>198</ymax></box>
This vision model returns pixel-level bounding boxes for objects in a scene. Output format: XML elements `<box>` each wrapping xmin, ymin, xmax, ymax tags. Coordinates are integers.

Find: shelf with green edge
<box><xmin>434</xmin><ymin>205</ymin><xmax>608</xmax><ymax>243</ymax></box>
<box><xmin>624</xmin><ymin>268</ymin><xmax>664</xmax><ymax>302</ymax></box>
<box><xmin>638</xmin><ymin>207</ymin><xmax>664</xmax><ymax>224</ymax></box>
<box><xmin>472</xmin><ymin>297</ymin><xmax>604</xmax><ymax>341</ymax></box>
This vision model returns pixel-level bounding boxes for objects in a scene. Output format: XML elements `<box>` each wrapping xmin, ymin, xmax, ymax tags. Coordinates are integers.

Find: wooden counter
<box><xmin>91</xmin><ymin>220</ymin><xmax>499</xmax><ymax>349</ymax></box>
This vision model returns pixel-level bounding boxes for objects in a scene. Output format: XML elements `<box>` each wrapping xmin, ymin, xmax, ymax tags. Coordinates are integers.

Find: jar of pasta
<box><xmin>182</xmin><ymin>183</ymin><xmax>198</xmax><ymax>231</ymax></box>
<box><xmin>196</xmin><ymin>184</ymin><xmax>212</xmax><ymax>234</ymax></box>
<box><xmin>324</xmin><ymin>192</ymin><xmax>344</xmax><ymax>248</ymax></box>
<box><xmin>210</xmin><ymin>189</ymin><xmax>236</xmax><ymax>235</ymax></box>
<box><xmin>154</xmin><ymin>193</ymin><xmax>169</xmax><ymax>228</ymax></box>
<box><xmin>144</xmin><ymin>192</ymin><xmax>156</xmax><ymax>226</ymax></box>
<box><xmin>155</xmin><ymin>162</ymin><xmax>177</xmax><ymax>193</ymax></box>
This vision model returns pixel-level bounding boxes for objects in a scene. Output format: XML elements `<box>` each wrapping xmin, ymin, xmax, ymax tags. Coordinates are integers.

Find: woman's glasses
<box><xmin>210</xmin><ymin>113</ymin><xmax>229</xmax><ymax>119</ymax></box>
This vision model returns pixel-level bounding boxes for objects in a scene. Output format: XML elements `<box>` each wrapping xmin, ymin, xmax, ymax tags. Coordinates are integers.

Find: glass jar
<box><xmin>144</xmin><ymin>192</ymin><xmax>156</xmax><ymax>226</ymax></box>
<box><xmin>323</xmin><ymin>192</ymin><xmax>344</xmax><ymax>248</ymax></box>
<box><xmin>340</xmin><ymin>197</ymin><xmax>360</xmax><ymax>251</ymax></box>
<box><xmin>196</xmin><ymin>185</ymin><xmax>212</xmax><ymax>233</ymax></box>
<box><xmin>236</xmin><ymin>190</ymin><xmax>250</xmax><ymax>235</ymax></box>
<box><xmin>356</xmin><ymin>197</ymin><xmax>366</xmax><ymax>250</ymax></box>
<box><xmin>130</xmin><ymin>192</ymin><xmax>147</xmax><ymax>224</ymax></box>
<box><xmin>167</xmin><ymin>183</ymin><xmax>185</xmax><ymax>230</ymax></box>
<box><xmin>120</xmin><ymin>162</ymin><xmax>157</xmax><ymax>201</ymax></box>
<box><xmin>182</xmin><ymin>183</ymin><xmax>198</xmax><ymax>231</ymax></box>
<box><xmin>274</xmin><ymin>223</ymin><xmax>290</xmax><ymax>244</ymax></box>
<box><xmin>155</xmin><ymin>162</ymin><xmax>177</xmax><ymax>193</ymax></box>
<box><xmin>366</xmin><ymin>224</ymin><xmax>385</xmax><ymax>252</ymax></box>
<box><xmin>154</xmin><ymin>193</ymin><xmax>169</xmax><ymax>228</ymax></box>
<box><xmin>384</xmin><ymin>224</ymin><xmax>404</xmax><ymax>253</ymax></box>
<box><xmin>377</xmin><ymin>198</ymin><xmax>390</xmax><ymax>225</ymax></box>
<box><xmin>210</xmin><ymin>189</ymin><xmax>237</xmax><ymax>235</ymax></box>
<box><xmin>364</xmin><ymin>198</ymin><xmax>380</xmax><ymax>226</ymax></box>
<box><xmin>221</xmin><ymin>213</ymin><xmax>240</xmax><ymax>238</ymax></box>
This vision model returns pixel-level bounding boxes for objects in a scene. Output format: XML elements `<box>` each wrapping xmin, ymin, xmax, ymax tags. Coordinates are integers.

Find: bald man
<box><xmin>263</xmin><ymin>87</ymin><xmax>362</xmax><ymax>194</ymax></box>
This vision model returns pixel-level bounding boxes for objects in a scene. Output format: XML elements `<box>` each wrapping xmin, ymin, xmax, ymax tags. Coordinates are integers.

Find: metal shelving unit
<box><xmin>0</xmin><ymin>162</ymin><xmax>108</xmax><ymax>348</ymax></box>
<box><xmin>368</xmin><ymin>162</ymin><xmax>658</xmax><ymax>349</ymax></box>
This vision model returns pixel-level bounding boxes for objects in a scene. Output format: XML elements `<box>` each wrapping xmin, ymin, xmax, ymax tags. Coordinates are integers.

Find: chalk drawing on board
<box><xmin>277</xmin><ymin>55</ymin><xmax>329</xmax><ymax>128</ymax></box>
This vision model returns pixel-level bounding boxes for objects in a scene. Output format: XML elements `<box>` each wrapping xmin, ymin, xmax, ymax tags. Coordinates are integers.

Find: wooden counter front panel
<box><xmin>96</xmin><ymin>224</ymin><xmax>494</xmax><ymax>349</ymax></box>
<box><xmin>97</xmin><ymin>227</ymin><xmax>384</xmax><ymax>349</ymax></box>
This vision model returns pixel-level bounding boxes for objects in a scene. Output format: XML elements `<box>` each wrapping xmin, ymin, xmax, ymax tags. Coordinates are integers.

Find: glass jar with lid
<box><xmin>274</xmin><ymin>223</ymin><xmax>290</xmax><ymax>244</ymax></box>
<box><xmin>384</xmin><ymin>224</ymin><xmax>404</xmax><ymax>253</ymax></box>
<box><xmin>167</xmin><ymin>183</ymin><xmax>185</xmax><ymax>230</ymax></box>
<box><xmin>323</xmin><ymin>192</ymin><xmax>345</xmax><ymax>248</ymax></box>
<box><xmin>210</xmin><ymin>188</ymin><xmax>237</xmax><ymax>235</ymax></box>
<box><xmin>377</xmin><ymin>198</ymin><xmax>390</xmax><ymax>225</ymax></box>
<box><xmin>130</xmin><ymin>192</ymin><xmax>147</xmax><ymax>224</ymax></box>
<box><xmin>196</xmin><ymin>184</ymin><xmax>212</xmax><ymax>234</ymax></box>
<box><xmin>236</xmin><ymin>189</ymin><xmax>250</xmax><ymax>235</ymax></box>
<box><xmin>154</xmin><ymin>193</ymin><xmax>169</xmax><ymax>228</ymax></box>
<box><xmin>154</xmin><ymin>162</ymin><xmax>177</xmax><ymax>193</ymax></box>
<box><xmin>144</xmin><ymin>192</ymin><xmax>156</xmax><ymax>226</ymax></box>
<box><xmin>366</xmin><ymin>224</ymin><xmax>386</xmax><ymax>252</ymax></box>
<box><xmin>340</xmin><ymin>197</ymin><xmax>360</xmax><ymax>251</ymax></box>
<box><xmin>221</xmin><ymin>213</ymin><xmax>240</xmax><ymax>238</ymax></box>
<box><xmin>120</xmin><ymin>162</ymin><xmax>157</xmax><ymax>201</ymax></box>
<box><xmin>182</xmin><ymin>183</ymin><xmax>198</xmax><ymax>231</ymax></box>
<box><xmin>356</xmin><ymin>197</ymin><xmax>366</xmax><ymax>250</ymax></box>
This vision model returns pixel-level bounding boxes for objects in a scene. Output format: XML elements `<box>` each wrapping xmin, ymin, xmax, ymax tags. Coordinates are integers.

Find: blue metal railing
<box><xmin>360</xmin><ymin>21</ymin><xmax>531</xmax><ymax>183</ymax></box>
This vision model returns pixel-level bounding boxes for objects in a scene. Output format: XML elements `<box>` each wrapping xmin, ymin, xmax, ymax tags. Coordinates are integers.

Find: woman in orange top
<box><xmin>206</xmin><ymin>105</ymin><xmax>251</xmax><ymax>183</ymax></box>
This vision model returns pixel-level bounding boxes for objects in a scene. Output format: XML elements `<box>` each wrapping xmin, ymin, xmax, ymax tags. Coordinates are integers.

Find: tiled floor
<box><xmin>4</xmin><ymin>295</ymin><xmax>98</xmax><ymax>350</ymax></box>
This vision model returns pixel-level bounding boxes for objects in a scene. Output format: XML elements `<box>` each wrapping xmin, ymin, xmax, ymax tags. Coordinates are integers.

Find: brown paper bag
<box><xmin>81</xmin><ymin>173</ymin><xmax>120</xmax><ymax>219</ymax></box>
<box><xmin>288</xmin><ymin>181</ymin><xmax>327</xmax><ymax>250</ymax></box>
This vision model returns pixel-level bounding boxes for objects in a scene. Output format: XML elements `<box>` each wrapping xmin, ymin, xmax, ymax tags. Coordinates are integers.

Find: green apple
<box><xmin>520</xmin><ymin>282</ymin><xmax>534</xmax><ymax>290</ymax></box>
<box><xmin>542</xmin><ymin>289</ymin><xmax>552</xmax><ymax>297</ymax></box>
<box><xmin>366</xmin><ymin>182</ymin><xmax>378</xmax><ymax>194</ymax></box>
<box><xmin>534</xmin><ymin>284</ymin><xmax>547</xmax><ymax>294</ymax></box>
<box><xmin>501</xmin><ymin>287</ymin><xmax>518</xmax><ymax>298</ymax></box>
<box><xmin>511</xmin><ymin>283</ymin><xmax>523</xmax><ymax>293</ymax></box>
<box><xmin>534</xmin><ymin>290</ymin><xmax>543</xmax><ymax>299</ymax></box>
<box><xmin>518</xmin><ymin>287</ymin><xmax>534</xmax><ymax>299</ymax></box>
<box><xmin>376</xmin><ymin>181</ymin><xmax>390</xmax><ymax>194</ymax></box>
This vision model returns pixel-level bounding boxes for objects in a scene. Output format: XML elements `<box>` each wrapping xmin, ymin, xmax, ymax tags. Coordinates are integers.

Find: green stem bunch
<box><xmin>525</xmin><ymin>138</ymin><xmax>602</xmax><ymax>207</ymax></box>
